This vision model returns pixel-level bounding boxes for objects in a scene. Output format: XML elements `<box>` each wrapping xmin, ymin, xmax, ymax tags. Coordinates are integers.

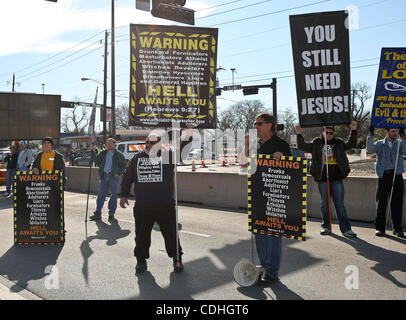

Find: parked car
<box><xmin>73</xmin><ymin>151</ymin><xmax>93</xmax><ymax>166</ymax></box>
<box><xmin>116</xmin><ymin>141</ymin><xmax>146</xmax><ymax>161</ymax></box>
<box><xmin>187</xmin><ymin>149</ymin><xmax>215</xmax><ymax>160</ymax></box>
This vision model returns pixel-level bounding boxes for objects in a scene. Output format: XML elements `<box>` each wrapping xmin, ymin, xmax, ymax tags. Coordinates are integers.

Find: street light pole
<box><xmin>103</xmin><ymin>30</ymin><xmax>109</xmax><ymax>143</ymax></box>
<box><xmin>111</xmin><ymin>0</ymin><xmax>116</xmax><ymax>138</ymax></box>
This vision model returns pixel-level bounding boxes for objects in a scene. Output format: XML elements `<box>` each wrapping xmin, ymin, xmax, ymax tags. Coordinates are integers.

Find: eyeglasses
<box><xmin>254</xmin><ymin>121</ymin><xmax>269</xmax><ymax>126</ymax></box>
<box><xmin>325</xmin><ymin>132</ymin><xmax>334</xmax><ymax>135</ymax></box>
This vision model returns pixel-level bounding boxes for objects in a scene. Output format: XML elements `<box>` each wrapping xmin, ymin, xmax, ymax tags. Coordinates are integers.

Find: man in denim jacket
<box><xmin>367</xmin><ymin>127</ymin><xmax>406</xmax><ymax>238</ymax></box>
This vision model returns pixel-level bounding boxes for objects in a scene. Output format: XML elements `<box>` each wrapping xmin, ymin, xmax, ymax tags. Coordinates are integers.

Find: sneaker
<box><xmin>135</xmin><ymin>259</ymin><xmax>147</xmax><ymax>274</ymax></box>
<box><xmin>108</xmin><ymin>215</ymin><xmax>115</xmax><ymax>221</ymax></box>
<box><xmin>320</xmin><ymin>228</ymin><xmax>330</xmax><ymax>235</ymax></box>
<box><xmin>393</xmin><ymin>230</ymin><xmax>405</xmax><ymax>238</ymax></box>
<box><xmin>257</xmin><ymin>275</ymin><xmax>279</xmax><ymax>286</ymax></box>
<box><xmin>173</xmin><ymin>257</ymin><xmax>184</xmax><ymax>273</ymax></box>
<box><xmin>89</xmin><ymin>214</ymin><xmax>101</xmax><ymax>221</ymax></box>
<box><xmin>343</xmin><ymin>230</ymin><xmax>357</xmax><ymax>238</ymax></box>
<box><xmin>375</xmin><ymin>230</ymin><xmax>385</xmax><ymax>237</ymax></box>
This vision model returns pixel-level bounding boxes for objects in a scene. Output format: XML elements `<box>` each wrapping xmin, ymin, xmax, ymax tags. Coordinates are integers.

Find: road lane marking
<box><xmin>180</xmin><ymin>230</ymin><xmax>211</xmax><ymax>238</ymax></box>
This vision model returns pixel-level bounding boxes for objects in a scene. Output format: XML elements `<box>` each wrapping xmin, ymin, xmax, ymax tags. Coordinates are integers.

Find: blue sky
<box><xmin>0</xmin><ymin>0</ymin><xmax>405</xmax><ymax>131</ymax></box>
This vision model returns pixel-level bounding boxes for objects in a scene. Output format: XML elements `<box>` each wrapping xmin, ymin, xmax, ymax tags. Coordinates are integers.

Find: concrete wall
<box><xmin>65</xmin><ymin>167</ymin><xmax>406</xmax><ymax>227</ymax></box>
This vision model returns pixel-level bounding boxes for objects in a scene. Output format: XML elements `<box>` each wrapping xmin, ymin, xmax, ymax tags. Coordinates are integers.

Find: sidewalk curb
<box><xmin>0</xmin><ymin>276</ymin><xmax>42</xmax><ymax>300</ymax></box>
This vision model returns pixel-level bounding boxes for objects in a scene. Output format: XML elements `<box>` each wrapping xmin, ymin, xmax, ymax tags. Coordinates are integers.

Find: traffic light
<box><xmin>61</xmin><ymin>101</ymin><xmax>76</xmax><ymax>108</ymax></box>
<box><xmin>151</xmin><ymin>0</ymin><xmax>194</xmax><ymax>25</ymax></box>
<box><xmin>136</xmin><ymin>0</ymin><xmax>150</xmax><ymax>11</ymax></box>
<box><xmin>242</xmin><ymin>87</ymin><xmax>259</xmax><ymax>95</ymax></box>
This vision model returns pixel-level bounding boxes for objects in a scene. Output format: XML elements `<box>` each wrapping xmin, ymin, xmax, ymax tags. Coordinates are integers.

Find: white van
<box><xmin>116</xmin><ymin>141</ymin><xmax>146</xmax><ymax>161</ymax></box>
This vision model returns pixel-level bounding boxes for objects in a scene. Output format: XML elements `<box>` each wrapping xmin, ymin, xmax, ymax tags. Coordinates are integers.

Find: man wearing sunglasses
<box><xmin>120</xmin><ymin>129</ymin><xmax>193</xmax><ymax>275</ymax></box>
<box><xmin>295</xmin><ymin>121</ymin><xmax>358</xmax><ymax>238</ymax></box>
<box><xmin>242</xmin><ymin>113</ymin><xmax>292</xmax><ymax>285</ymax></box>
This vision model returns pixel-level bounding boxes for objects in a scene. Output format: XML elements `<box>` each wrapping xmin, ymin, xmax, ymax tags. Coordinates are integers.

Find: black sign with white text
<box><xmin>14</xmin><ymin>171</ymin><xmax>64</xmax><ymax>245</ymax></box>
<box><xmin>290</xmin><ymin>11</ymin><xmax>351</xmax><ymax>127</ymax></box>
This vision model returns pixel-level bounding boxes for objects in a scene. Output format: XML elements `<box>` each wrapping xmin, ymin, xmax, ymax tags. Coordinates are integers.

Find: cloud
<box><xmin>0</xmin><ymin>0</ymin><xmax>214</xmax><ymax>56</ymax></box>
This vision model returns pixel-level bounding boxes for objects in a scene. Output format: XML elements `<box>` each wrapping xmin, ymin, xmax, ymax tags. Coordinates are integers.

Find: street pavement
<box><xmin>0</xmin><ymin>188</ymin><xmax>405</xmax><ymax>300</ymax></box>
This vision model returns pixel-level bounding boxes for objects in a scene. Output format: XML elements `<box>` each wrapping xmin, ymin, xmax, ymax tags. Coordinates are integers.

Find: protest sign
<box><xmin>290</xmin><ymin>11</ymin><xmax>351</xmax><ymax>127</ymax></box>
<box><xmin>370</xmin><ymin>48</ymin><xmax>406</xmax><ymax>128</ymax></box>
<box><xmin>248</xmin><ymin>155</ymin><xmax>307</xmax><ymax>241</ymax></box>
<box><xmin>129</xmin><ymin>24</ymin><xmax>218</xmax><ymax>128</ymax></box>
<box><xmin>14</xmin><ymin>171</ymin><xmax>64</xmax><ymax>245</ymax></box>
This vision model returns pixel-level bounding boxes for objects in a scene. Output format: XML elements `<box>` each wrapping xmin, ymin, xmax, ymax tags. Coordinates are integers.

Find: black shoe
<box><xmin>375</xmin><ymin>230</ymin><xmax>385</xmax><ymax>237</ymax></box>
<box><xmin>257</xmin><ymin>275</ymin><xmax>279</xmax><ymax>286</ymax></box>
<box><xmin>173</xmin><ymin>258</ymin><xmax>184</xmax><ymax>273</ymax></box>
<box><xmin>136</xmin><ymin>259</ymin><xmax>147</xmax><ymax>274</ymax></box>
<box><xmin>108</xmin><ymin>215</ymin><xmax>115</xmax><ymax>221</ymax></box>
<box><xmin>393</xmin><ymin>230</ymin><xmax>405</xmax><ymax>238</ymax></box>
<box><xmin>89</xmin><ymin>215</ymin><xmax>101</xmax><ymax>221</ymax></box>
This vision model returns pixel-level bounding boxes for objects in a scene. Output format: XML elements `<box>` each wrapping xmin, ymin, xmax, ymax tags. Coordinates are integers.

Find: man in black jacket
<box><xmin>120</xmin><ymin>129</ymin><xmax>192</xmax><ymax>275</ymax></box>
<box><xmin>4</xmin><ymin>145</ymin><xmax>19</xmax><ymax>195</ymax></box>
<box><xmin>241</xmin><ymin>113</ymin><xmax>292</xmax><ymax>286</ymax></box>
<box><xmin>295</xmin><ymin>122</ymin><xmax>358</xmax><ymax>238</ymax></box>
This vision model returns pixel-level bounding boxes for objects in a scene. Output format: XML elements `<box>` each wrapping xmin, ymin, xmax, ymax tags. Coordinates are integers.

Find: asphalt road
<box><xmin>0</xmin><ymin>188</ymin><xmax>405</xmax><ymax>300</ymax></box>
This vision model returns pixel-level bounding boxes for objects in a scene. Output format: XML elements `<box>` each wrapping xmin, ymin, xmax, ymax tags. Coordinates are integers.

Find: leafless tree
<box><xmin>115</xmin><ymin>103</ymin><xmax>130</xmax><ymax>129</ymax></box>
<box><xmin>61</xmin><ymin>97</ymin><xmax>89</xmax><ymax>135</ymax></box>
<box><xmin>217</xmin><ymin>100</ymin><xmax>270</xmax><ymax>133</ymax></box>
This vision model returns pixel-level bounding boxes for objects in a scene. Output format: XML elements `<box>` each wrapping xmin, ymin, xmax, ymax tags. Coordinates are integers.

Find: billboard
<box><xmin>290</xmin><ymin>11</ymin><xmax>351</xmax><ymax>127</ymax></box>
<box><xmin>129</xmin><ymin>24</ymin><xmax>218</xmax><ymax>128</ymax></box>
<box><xmin>370</xmin><ymin>48</ymin><xmax>406</xmax><ymax>128</ymax></box>
<box><xmin>0</xmin><ymin>92</ymin><xmax>61</xmax><ymax>140</ymax></box>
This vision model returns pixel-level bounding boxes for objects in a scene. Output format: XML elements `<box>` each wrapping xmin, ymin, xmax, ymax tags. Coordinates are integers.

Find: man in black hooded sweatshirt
<box><xmin>120</xmin><ymin>129</ymin><xmax>192</xmax><ymax>275</ymax></box>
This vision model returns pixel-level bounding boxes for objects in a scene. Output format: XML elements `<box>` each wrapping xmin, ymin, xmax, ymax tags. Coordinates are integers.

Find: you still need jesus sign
<box><xmin>290</xmin><ymin>11</ymin><xmax>351</xmax><ymax>127</ymax></box>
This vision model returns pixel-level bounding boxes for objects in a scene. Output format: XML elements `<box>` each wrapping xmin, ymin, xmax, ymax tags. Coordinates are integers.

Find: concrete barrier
<box><xmin>65</xmin><ymin>166</ymin><xmax>406</xmax><ymax>227</ymax></box>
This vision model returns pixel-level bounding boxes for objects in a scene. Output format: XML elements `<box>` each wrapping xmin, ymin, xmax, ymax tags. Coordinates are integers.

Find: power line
<box><xmin>19</xmin><ymin>45</ymin><xmax>103</xmax><ymax>83</ymax></box>
<box><xmin>196</xmin><ymin>0</ymin><xmax>272</xmax><ymax>20</ymax></box>
<box><xmin>220</xmin><ymin>62</ymin><xmax>380</xmax><ymax>86</ymax></box>
<box><xmin>17</xmin><ymin>38</ymin><xmax>104</xmax><ymax>80</ymax></box>
<box><xmin>0</xmin><ymin>29</ymin><xmax>106</xmax><ymax>79</ymax></box>
<box><xmin>207</xmin><ymin>0</ymin><xmax>332</xmax><ymax>27</ymax></box>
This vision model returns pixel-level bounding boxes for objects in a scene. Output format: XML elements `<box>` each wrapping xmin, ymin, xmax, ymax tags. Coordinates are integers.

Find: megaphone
<box><xmin>233</xmin><ymin>259</ymin><xmax>264</xmax><ymax>287</ymax></box>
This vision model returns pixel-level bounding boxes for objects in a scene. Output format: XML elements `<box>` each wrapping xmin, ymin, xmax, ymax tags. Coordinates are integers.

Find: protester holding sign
<box><xmin>32</xmin><ymin>137</ymin><xmax>67</xmax><ymax>186</ymax></box>
<box><xmin>243</xmin><ymin>113</ymin><xmax>291</xmax><ymax>285</ymax></box>
<box><xmin>89</xmin><ymin>138</ymin><xmax>126</xmax><ymax>221</ymax></box>
<box><xmin>120</xmin><ymin>130</ymin><xmax>192</xmax><ymax>275</ymax></box>
<box><xmin>366</xmin><ymin>127</ymin><xmax>406</xmax><ymax>238</ymax></box>
<box><xmin>295</xmin><ymin>122</ymin><xmax>358</xmax><ymax>238</ymax></box>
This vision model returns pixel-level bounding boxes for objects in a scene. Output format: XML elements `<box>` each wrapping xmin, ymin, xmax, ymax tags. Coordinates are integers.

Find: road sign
<box><xmin>222</xmin><ymin>85</ymin><xmax>242</xmax><ymax>91</ymax></box>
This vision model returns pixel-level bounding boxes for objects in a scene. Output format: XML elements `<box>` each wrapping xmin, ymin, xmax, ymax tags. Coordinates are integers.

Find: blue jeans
<box><xmin>317</xmin><ymin>180</ymin><xmax>352</xmax><ymax>233</ymax></box>
<box><xmin>94</xmin><ymin>174</ymin><xmax>119</xmax><ymax>216</ymax></box>
<box><xmin>6</xmin><ymin>169</ymin><xmax>16</xmax><ymax>194</ymax></box>
<box><xmin>255</xmin><ymin>234</ymin><xmax>282</xmax><ymax>279</ymax></box>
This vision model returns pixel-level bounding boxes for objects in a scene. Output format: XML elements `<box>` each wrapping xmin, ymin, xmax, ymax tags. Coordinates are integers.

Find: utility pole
<box><xmin>12</xmin><ymin>74</ymin><xmax>15</xmax><ymax>92</ymax></box>
<box><xmin>103</xmin><ymin>30</ymin><xmax>109</xmax><ymax>144</ymax></box>
<box><xmin>111</xmin><ymin>0</ymin><xmax>116</xmax><ymax>138</ymax></box>
<box><xmin>271</xmin><ymin>78</ymin><xmax>277</xmax><ymax>126</ymax></box>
